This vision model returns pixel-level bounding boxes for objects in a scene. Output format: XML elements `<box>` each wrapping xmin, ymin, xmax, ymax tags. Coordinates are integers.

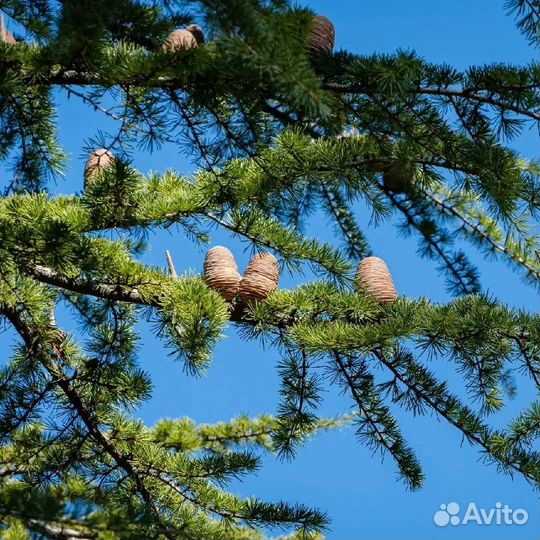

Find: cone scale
<box><xmin>162</xmin><ymin>29</ymin><xmax>199</xmax><ymax>52</ymax></box>
<box><xmin>307</xmin><ymin>15</ymin><xmax>335</xmax><ymax>55</ymax></box>
<box><xmin>239</xmin><ymin>252</ymin><xmax>279</xmax><ymax>304</ymax></box>
<box><xmin>204</xmin><ymin>246</ymin><xmax>241</xmax><ymax>301</ymax></box>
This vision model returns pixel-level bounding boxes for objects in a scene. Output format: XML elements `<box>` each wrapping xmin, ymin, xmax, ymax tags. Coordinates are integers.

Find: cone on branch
<box><xmin>162</xmin><ymin>25</ymin><xmax>204</xmax><ymax>52</ymax></box>
<box><xmin>84</xmin><ymin>148</ymin><xmax>115</xmax><ymax>189</ymax></box>
<box><xmin>383</xmin><ymin>164</ymin><xmax>414</xmax><ymax>193</ymax></box>
<box><xmin>355</xmin><ymin>256</ymin><xmax>397</xmax><ymax>303</ymax></box>
<box><xmin>204</xmin><ymin>246</ymin><xmax>241</xmax><ymax>301</ymax></box>
<box><xmin>186</xmin><ymin>24</ymin><xmax>205</xmax><ymax>44</ymax></box>
<box><xmin>307</xmin><ymin>15</ymin><xmax>335</xmax><ymax>55</ymax></box>
<box><xmin>239</xmin><ymin>252</ymin><xmax>279</xmax><ymax>305</ymax></box>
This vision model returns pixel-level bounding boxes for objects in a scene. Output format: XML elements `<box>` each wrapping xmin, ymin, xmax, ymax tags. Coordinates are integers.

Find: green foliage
<box><xmin>505</xmin><ymin>0</ymin><xmax>540</xmax><ymax>47</ymax></box>
<box><xmin>0</xmin><ymin>0</ymin><xmax>538</xmax><ymax>538</ymax></box>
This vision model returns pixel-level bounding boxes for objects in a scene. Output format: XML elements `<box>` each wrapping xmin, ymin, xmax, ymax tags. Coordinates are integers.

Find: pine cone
<box><xmin>239</xmin><ymin>252</ymin><xmax>279</xmax><ymax>304</ymax></box>
<box><xmin>307</xmin><ymin>15</ymin><xmax>335</xmax><ymax>55</ymax></box>
<box><xmin>84</xmin><ymin>149</ymin><xmax>115</xmax><ymax>189</ymax></box>
<box><xmin>162</xmin><ymin>29</ymin><xmax>198</xmax><ymax>52</ymax></box>
<box><xmin>355</xmin><ymin>256</ymin><xmax>397</xmax><ymax>303</ymax></box>
<box><xmin>186</xmin><ymin>24</ymin><xmax>205</xmax><ymax>44</ymax></box>
<box><xmin>204</xmin><ymin>246</ymin><xmax>241</xmax><ymax>301</ymax></box>
<box><xmin>383</xmin><ymin>164</ymin><xmax>414</xmax><ymax>193</ymax></box>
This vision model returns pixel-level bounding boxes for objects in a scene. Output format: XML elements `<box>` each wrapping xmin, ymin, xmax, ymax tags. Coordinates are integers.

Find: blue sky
<box><xmin>2</xmin><ymin>1</ymin><xmax>539</xmax><ymax>539</ymax></box>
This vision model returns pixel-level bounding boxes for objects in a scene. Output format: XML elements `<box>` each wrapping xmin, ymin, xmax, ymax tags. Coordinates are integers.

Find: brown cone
<box><xmin>307</xmin><ymin>15</ymin><xmax>335</xmax><ymax>55</ymax></box>
<box><xmin>204</xmin><ymin>246</ymin><xmax>241</xmax><ymax>301</ymax></box>
<box><xmin>239</xmin><ymin>252</ymin><xmax>279</xmax><ymax>304</ymax></box>
<box><xmin>355</xmin><ymin>256</ymin><xmax>397</xmax><ymax>303</ymax></box>
<box><xmin>383</xmin><ymin>164</ymin><xmax>414</xmax><ymax>193</ymax></box>
<box><xmin>162</xmin><ymin>29</ymin><xmax>198</xmax><ymax>52</ymax></box>
<box><xmin>186</xmin><ymin>24</ymin><xmax>205</xmax><ymax>44</ymax></box>
<box><xmin>84</xmin><ymin>149</ymin><xmax>115</xmax><ymax>189</ymax></box>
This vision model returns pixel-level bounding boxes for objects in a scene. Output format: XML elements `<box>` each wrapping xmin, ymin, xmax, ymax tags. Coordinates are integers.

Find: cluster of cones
<box><xmin>75</xmin><ymin>13</ymin><xmax>395</xmax><ymax>309</ymax></box>
<box><xmin>82</xmin><ymin>149</ymin><xmax>399</xmax><ymax>307</ymax></box>
<box><xmin>162</xmin><ymin>15</ymin><xmax>335</xmax><ymax>55</ymax></box>
<box><xmin>1</xmin><ymin>15</ymin><xmax>335</xmax><ymax>54</ymax></box>
<box><xmin>204</xmin><ymin>247</ymin><xmax>279</xmax><ymax>312</ymax></box>
<box><xmin>202</xmin><ymin>246</ymin><xmax>397</xmax><ymax>318</ymax></box>
<box><xmin>84</xmin><ymin>147</ymin><xmax>399</xmax><ymax>307</ymax></box>
<box><xmin>162</xmin><ymin>25</ymin><xmax>205</xmax><ymax>52</ymax></box>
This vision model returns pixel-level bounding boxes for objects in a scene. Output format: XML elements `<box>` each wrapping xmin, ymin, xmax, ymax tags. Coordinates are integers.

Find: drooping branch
<box><xmin>372</xmin><ymin>347</ymin><xmax>539</xmax><ymax>485</ymax></box>
<box><xmin>0</xmin><ymin>303</ymin><xmax>179</xmax><ymax>540</ymax></box>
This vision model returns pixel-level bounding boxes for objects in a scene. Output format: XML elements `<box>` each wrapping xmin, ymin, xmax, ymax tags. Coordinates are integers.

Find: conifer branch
<box><xmin>0</xmin><ymin>3</ymin><xmax>538</xmax><ymax>534</ymax></box>
<box><xmin>0</xmin><ymin>304</ymin><xmax>180</xmax><ymax>540</ymax></box>
<box><xmin>321</xmin><ymin>83</ymin><xmax>540</xmax><ymax>122</ymax></box>
<box><xmin>22</xmin><ymin>67</ymin><xmax>540</xmax><ymax>123</ymax></box>
<box><xmin>420</xmin><ymin>187</ymin><xmax>540</xmax><ymax>279</ymax></box>
<box><xmin>372</xmin><ymin>347</ymin><xmax>539</xmax><ymax>485</ymax></box>
<box><xmin>383</xmin><ymin>190</ymin><xmax>480</xmax><ymax>295</ymax></box>
<box><xmin>31</xmin><ymin>265</ymin><xmax>147</xmax><ymax>305</ymax></box>
<box><xmin>330</xmin><ymin>350</ymin><xmax>424</xmax><ymax>489</ymax></box>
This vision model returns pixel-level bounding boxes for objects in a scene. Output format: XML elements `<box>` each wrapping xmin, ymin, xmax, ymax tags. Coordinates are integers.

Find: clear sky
<box><xmin>3</xmin><ymin>1</ymin><xmax>539</xmax><ymax>539</ymax></box>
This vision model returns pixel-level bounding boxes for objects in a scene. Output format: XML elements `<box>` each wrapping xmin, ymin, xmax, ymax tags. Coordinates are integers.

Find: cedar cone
<box><xmin>239</xmin><ymin>252</ymin><xmax>279</xmax><ymax>304</ymax></box>
<box><xmin>383</xmin><ymin>164</ymin><xmax>414</xmax><ymax>193</ymax></box>
<box><xmin>84</xmin><ymin>149</ymin><xmax>115</xmax><ymax>189</ymax></box>
<box><xmin>186</xmin><ymin>24</ymin><xmax>205</xmax><ymax>44</ymax></box>
<box><xmin>355</xmin><ymin>256</ymin><xmax>397</xmax><ymax>303</ymax></box>
<box><xmin>162</xmin><ymin>29</ymin><xmax>198</xmax><ymax>52</ymax></box>
<box><xmin>204</xmin><ymin>246</ymin><xmax>241</xmax><ymax>301</ymax></box>
<box><xmin>307</xmin><ymin>15</ymin><xmax>335</xmax><ymax>55</ymax></box>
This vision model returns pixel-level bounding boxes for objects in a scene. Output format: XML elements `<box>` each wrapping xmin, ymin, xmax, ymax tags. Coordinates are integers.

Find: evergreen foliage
<box><xmin>0</xmin><ymin>0</ymin><xmax>538</xmax><ymax>538</ymax></box>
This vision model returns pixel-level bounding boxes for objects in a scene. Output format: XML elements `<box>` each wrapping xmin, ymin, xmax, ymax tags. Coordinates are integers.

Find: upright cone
<box><xmin>383</xmin><ymin>164</ymin><xmax>414</xmax><ymax>193</ymax></box>
<box><xmin>307</xmin><ymin>15</ymin><xmax>335</xmax><ymax>55</ymax></box>
<box><xmin>355</xmin><ymin>256</ymin><xmax>397</xmax><ymax>303</ymax></box>
<box><xmin>84</xmin><ymin>149</ymin><xmax>115</xmax><ymax>189</ymax></box>
<box><xmin>239</xmin><ymin>252</ymin><xmax>279</xmax><ymax>304</ymax></box>
<box><xmin>162</xmin><ymin>29</ymin><xmax>198</xmax><ymax>52</ymax></box>
<box><xmin>204</xmin><ymin>246</ymin><xmax>241</xmax><ymax>301</ymax></box>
